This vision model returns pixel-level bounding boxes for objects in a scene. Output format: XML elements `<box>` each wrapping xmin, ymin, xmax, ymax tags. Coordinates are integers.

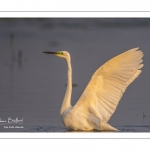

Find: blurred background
<box><xmin>0</xmin><ymin>18</ymin><xmax>149</xmax><ymax>132</ymax></box>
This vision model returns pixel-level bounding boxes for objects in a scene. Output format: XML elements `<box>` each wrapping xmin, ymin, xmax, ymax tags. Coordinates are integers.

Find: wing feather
<box><xmin>73</xmin><ymin>47</ymin><xmax>144</xmax><ymax>122</ymax></box>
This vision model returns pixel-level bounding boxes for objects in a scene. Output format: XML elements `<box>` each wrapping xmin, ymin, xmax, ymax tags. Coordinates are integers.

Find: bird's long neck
<box><xmin>60</xmin><ymin>56</ymin><xmax>72</xmax><ymax>115</ymax></box>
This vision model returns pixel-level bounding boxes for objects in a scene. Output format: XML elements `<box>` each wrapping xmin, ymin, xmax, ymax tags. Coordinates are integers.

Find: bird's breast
<box><xmin>61</xmin><ymin>109</ymin><xmax>93</xmax><ymax>131</ymax></box>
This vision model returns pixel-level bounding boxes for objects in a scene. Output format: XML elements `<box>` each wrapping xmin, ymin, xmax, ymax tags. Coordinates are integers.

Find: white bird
<box><xmin>43</xmin><ymin>47</ymin><xmax>144</xmax><ymax>131</ymax></box>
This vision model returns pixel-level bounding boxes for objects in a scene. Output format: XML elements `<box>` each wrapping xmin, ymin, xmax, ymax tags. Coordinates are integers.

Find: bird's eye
<box><xmin>58</xmin><ymin>52</ymin><xmax>63</xmax><ymax>55</ymax></box>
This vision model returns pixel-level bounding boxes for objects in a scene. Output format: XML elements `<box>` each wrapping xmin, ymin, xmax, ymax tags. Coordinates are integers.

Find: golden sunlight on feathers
<box><xmin>43</xmin><ymin>47</ymin><xmax>144</xmax><ymax>131</ymax></box>
<box><xmin>73</xmin><ymin>48</ymin><xmax>144</xmax><ymax>125</ymax></box>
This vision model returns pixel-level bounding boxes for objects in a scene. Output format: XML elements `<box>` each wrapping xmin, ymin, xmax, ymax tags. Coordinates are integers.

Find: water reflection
<box><xmin>9</xmin><ymin>32</ymin><xmax>15</xmax><ymax>100</ymax></box>
<box><xmin>10</xmin><ymin>32</ymin><xmax>16</xmax><ymax>62</ymax></box>
<box><xmin>18</xmin><ymin>49</ymin><xmax>23</xmax><ymax>69</ymax></box>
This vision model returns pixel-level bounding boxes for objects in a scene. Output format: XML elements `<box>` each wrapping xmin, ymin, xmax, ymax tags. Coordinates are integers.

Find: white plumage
<box><xmin>43</xmin><ymin>47</ymin><xmax>144</xmax><ymax>131</ymax></box>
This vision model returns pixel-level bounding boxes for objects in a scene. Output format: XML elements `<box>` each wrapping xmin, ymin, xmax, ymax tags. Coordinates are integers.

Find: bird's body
<box><xmin>43</xmin><ymin>48</ymin><xmax>144</xmax><ymax>131</ymax></box>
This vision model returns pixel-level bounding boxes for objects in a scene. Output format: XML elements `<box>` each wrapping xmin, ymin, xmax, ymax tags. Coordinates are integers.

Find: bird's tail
<box><xmin>100</xmin><ymin>121</ymin><xmax>119</xmax><ymax>131</ymax></box>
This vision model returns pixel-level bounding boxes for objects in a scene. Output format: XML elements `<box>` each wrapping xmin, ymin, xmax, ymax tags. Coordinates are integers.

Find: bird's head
<box><xmin>43</xmin><ymin>51</ymin><xmax>70</xmax><ymax>59</ymax></box>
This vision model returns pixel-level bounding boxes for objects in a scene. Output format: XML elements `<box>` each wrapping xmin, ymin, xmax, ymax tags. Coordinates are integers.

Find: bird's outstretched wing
<box><xmin>73</xmin><ymin>48</ymin><xmax>144</xmax><ymax>122</ymax></box>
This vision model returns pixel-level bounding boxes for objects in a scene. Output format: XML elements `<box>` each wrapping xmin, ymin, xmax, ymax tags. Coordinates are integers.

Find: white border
<box><xmin>0</xmin><ymin>0</ymin><xmax>150</xmax><ymax>11</ymax></box>
<box><xmin>0</xmin><ymin>12</ymin><xmax>150</xmax><ymax>18</ymax></box>
<box><xmin>0</xmin><ymin>132</ymin><xmax>149</xmax><ymax>139</ymax></box>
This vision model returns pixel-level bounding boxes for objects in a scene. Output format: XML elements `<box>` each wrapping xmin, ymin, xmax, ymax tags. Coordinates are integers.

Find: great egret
<box><xmin>43</xmin><ymin>47</ymin><xmax>144</xmax><ymax>131</ymax></box>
